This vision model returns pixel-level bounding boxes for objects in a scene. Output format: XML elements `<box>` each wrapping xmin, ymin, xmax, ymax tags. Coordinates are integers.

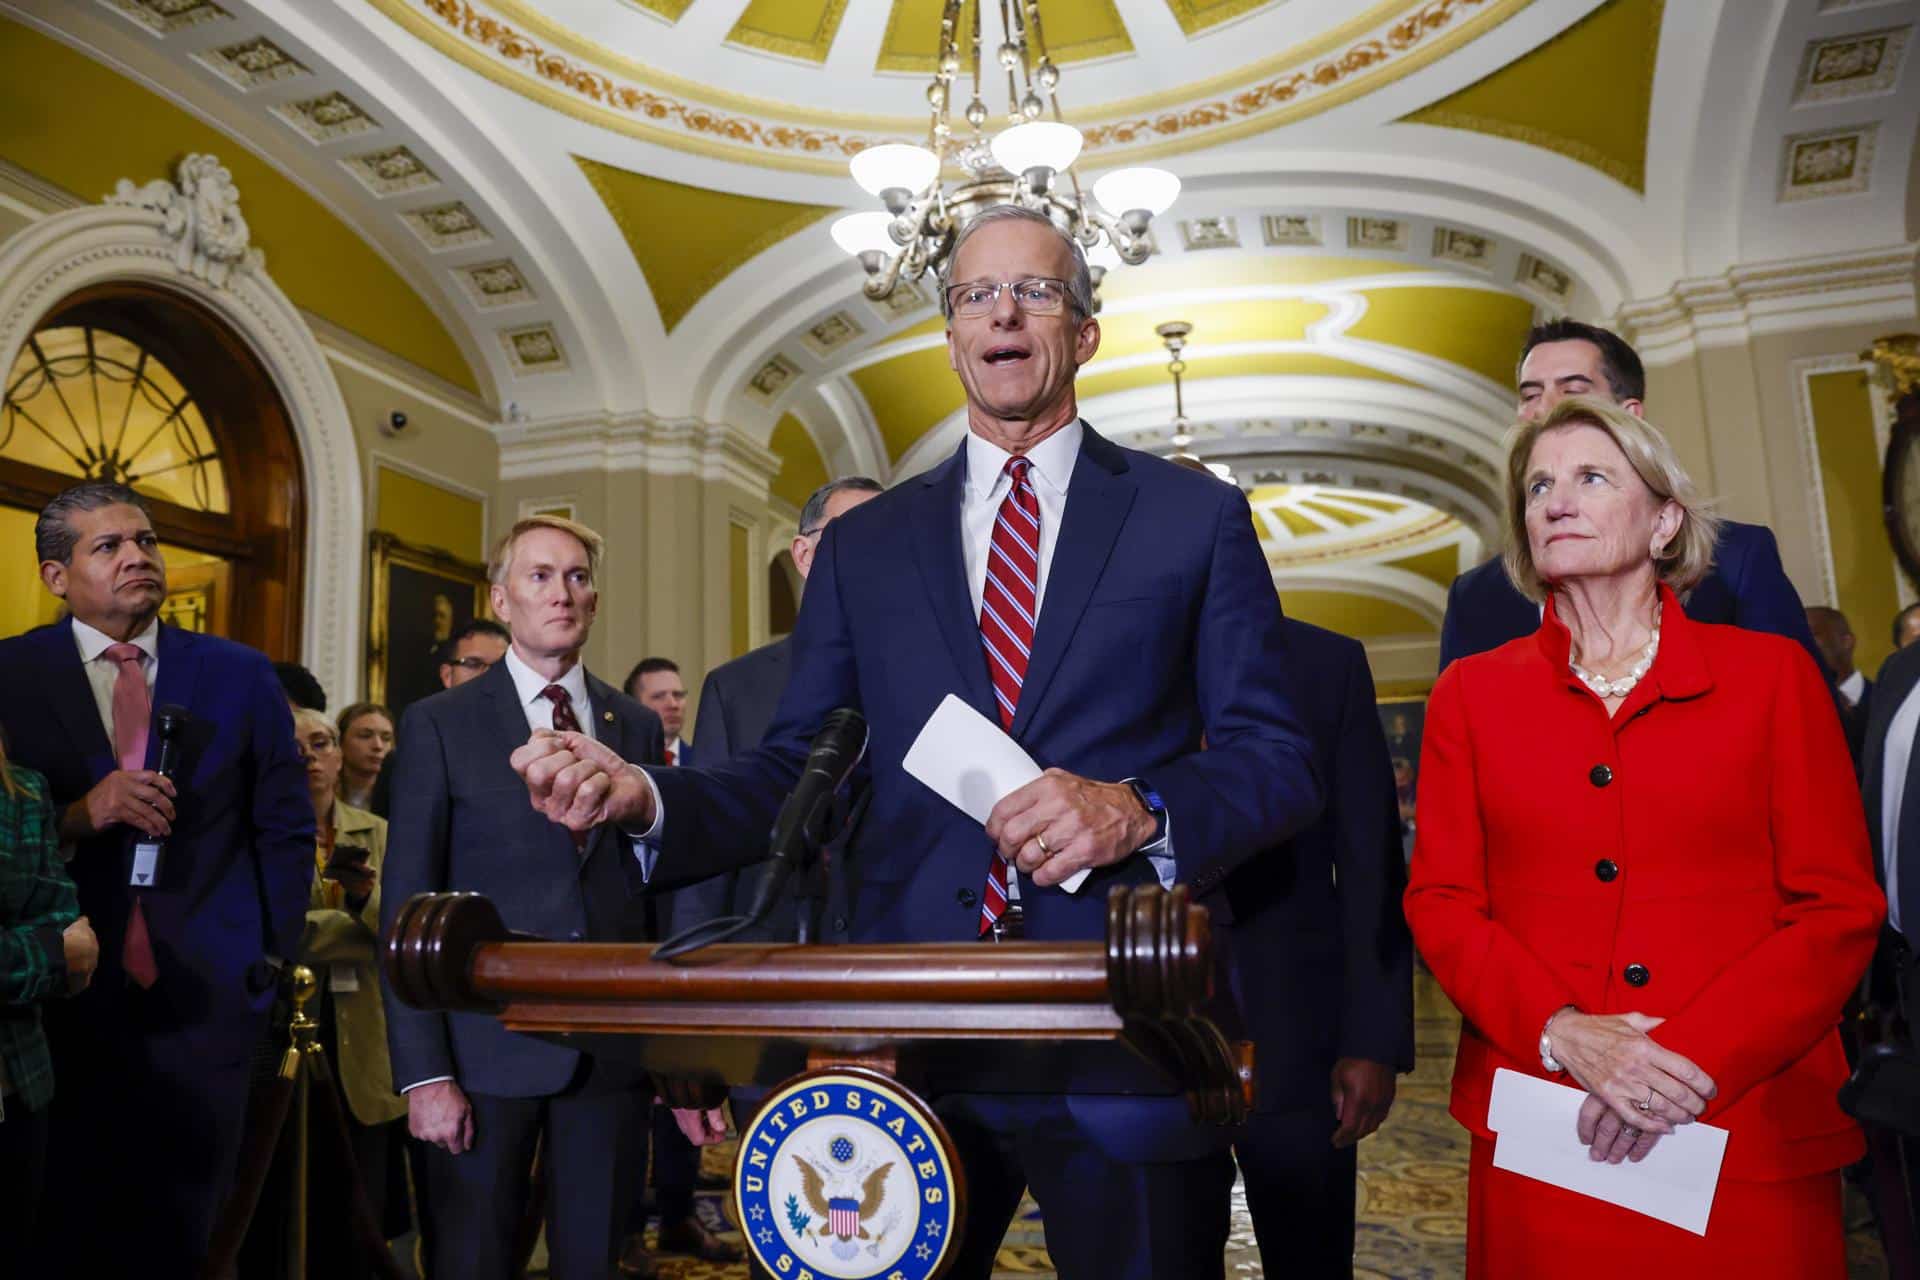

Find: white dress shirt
<box><xmin>502</xmin><ymin>646</ymin><xmax>597</xmax><ymax>742</ymax></box>
<box><xmin>961</xmin><ymin>418</ymin><xmax>1081</xmax><ymax>619</ymax></box>
<box><xmin>1881</xmin><ymin>680</ymin><xmax>1920</xmax><ymax>935</ymax></box>
<box><xmin>71</xmin><ymin>616</ymin><xmax>160</xmax><ymax>745</ymax></box>
<box><xmin>1840</xmin><ymin>669</ymin><xmax>1867</xmax><ymax>708</ymax></box>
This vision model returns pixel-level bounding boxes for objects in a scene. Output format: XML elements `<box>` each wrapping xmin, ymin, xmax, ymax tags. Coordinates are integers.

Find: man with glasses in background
<box><xmin>437</xmin><ymin>618</ymin><xmax>510</xmax><ymax>690</ymax></box>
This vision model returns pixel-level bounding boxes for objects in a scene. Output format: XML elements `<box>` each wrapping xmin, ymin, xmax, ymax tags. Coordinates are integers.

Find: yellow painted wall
<box><xmin>374</xmin><ymin>465</ymin><xmax>487</xmax><ymax>562</ymax></box>
<box><xmin>1807</xmin><ymin>368</ymin><xmax>1902</xmax><ymax>675</ymax></box>
<box><xmin>1281</xmin><ymin>590</ymin><xmax>1436</xmax><ymax>638</ymax></box>
<box><xmin>0</xmin><ymin>20</ymin><xmax>479</xmax><ymax>395</ymax></box>
<box><xmin>768</xmin><ymin>413</ymin><xmax>830</xmax><ymax>511</ymax></box>
<box><xmin>1382</xmin><ymin>542</ymin><xmax>1463</xmax><ymax>589</ymax></box>
<box><xmin>730</xmin><ymin>521</ymin><xmax>752</xmax><ymax>658</ymax></box>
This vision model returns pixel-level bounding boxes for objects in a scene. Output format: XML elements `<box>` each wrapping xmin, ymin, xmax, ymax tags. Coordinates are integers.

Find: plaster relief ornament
<box><xmin>736</xmin><ymin>1071</ymin><xmax>959</xmax><ymax>1280</ymax></box>
<box><xmin>107</xmin><ymin>154</ymin><xmax>261</xmax><ymax>289</ymax></box>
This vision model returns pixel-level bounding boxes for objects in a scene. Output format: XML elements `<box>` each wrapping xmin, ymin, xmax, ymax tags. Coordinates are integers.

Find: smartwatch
<box><xmin>1124</xmin><ymin>778</ymin><xmax>1168</xmax><ymax>847</ymax></box>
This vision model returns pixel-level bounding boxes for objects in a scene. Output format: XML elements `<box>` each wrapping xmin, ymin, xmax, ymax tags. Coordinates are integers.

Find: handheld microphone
<box><xmin>131</xmin><ymin>705</ymin><xmax>191</xmax><ymax>889</ymax></box>
<box><xmin>742</xmin><ymin>708</ymin><xmax>868</xmax><ymax>926</ymax></box>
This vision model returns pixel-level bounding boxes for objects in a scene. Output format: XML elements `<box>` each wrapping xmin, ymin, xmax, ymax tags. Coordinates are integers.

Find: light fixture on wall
<box><xmin>830</xmin><ymin>0</ymin><xmax>1180</xmax><ymax>307</ymax></box>
<box><xmin>1157</xmin><ymin>319</ymin><xmax>1233</xmax><ymax>482</ymax></box>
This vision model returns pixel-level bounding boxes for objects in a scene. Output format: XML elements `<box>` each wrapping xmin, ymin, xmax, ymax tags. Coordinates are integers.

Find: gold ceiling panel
<box><xmin>849</xmin><ymin>345</ymin><xmax>960</xmax><ymax>462</ymax></box>
<box><xmin>576</xmin><ymin>157</ymin><xmax>838</xmax><ymax>333</ymax></box>
<box><xmin>769</xmin><ymin>413</ymin><xmax>830</xmax><ymax>509</ymax></box>
<box><xmin>1399</xmin><ymin>0</ymin><xmax>1664</xmax><ymax>192</ymax></box>
<box><xmin>728</xmin><ymin>0</ymin><xmax>852</xmax><ymax>63</ymax></box>
<box><xmin>1094</xmin><ymin>299</ymin><xmax>1330</xmax><ymax>360</ymax></box>
<box><xmin>1162</xmin><ymin>0</ymin><xmax>1278</xmax><ymax>37</ymax></box>
<box><xmin>1280</xmin><ymin>589</ymin><xmax>1437</xmax><ymax>637</ymax></box>
<box><xmin>1343</xmin><ymin>286</ymin><xmax>1537</xmax><ymax>388</ymax></box>
<box><xmin>1381</xmin><ymin>542</ymin><xmax>1464</xmax><ymax>589</ymax></box>
<box><xmin>625</xmin><ymin>0</ymin><xmax>697</xmax><ymax>20</ymax></box>
<box><xmin>0</xmin><ymin>20</ymin><xmax>478</xmax><ymax>394</ymax></box>
<box><xmin>877</xmin><ymin>0</ymin><xmax>1133</xmax><ymax>74</ymax></box>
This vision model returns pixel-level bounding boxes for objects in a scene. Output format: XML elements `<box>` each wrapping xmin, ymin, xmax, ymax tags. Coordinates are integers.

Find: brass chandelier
<box><xmin>830</xmin><ymin>0</ymin><xmax>1181</xmax><ymax>308</ymax></box>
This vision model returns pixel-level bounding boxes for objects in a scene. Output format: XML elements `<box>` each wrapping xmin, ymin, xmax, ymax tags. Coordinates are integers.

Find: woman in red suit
<box><xmin>1405</xmin><ymin>394</ymin><xmax>1882</xmax><ymax>1276</ymax></box>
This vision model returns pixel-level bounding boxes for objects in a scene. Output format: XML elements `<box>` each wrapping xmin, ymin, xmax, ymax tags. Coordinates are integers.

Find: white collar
<box><xmin>503</xmin><ymin>644</ymin><xmax>589</xmax><ymax>712</ymax></box>
<box><xmin>964</xmin><ymin>418</ymin><xmax>1083</xmax><ymax>501</ymax></box>
<box><xmin>72</xmin><ymin>615</ymin><xmax>160</xmax><ymax>664</ymax></box>
<box><xmin>1839</xmin><ymin>669</ymin><xmax>1866</xmax><ymax>705</ymax></box>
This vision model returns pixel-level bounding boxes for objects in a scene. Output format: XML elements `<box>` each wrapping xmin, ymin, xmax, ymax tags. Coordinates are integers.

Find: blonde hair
<box><xmin>1502</xmin><ymin>395</ymin><xmax>1721</xmax><ymax>603</ymax></box>
<box><xmin>488</xmin><ymin>515</ymin><xmax>605</xmax><ymax>587</ymax></box>
<box><xmin>293</xmin><ymin>707</ymin><xmax>337</xmax><ymax>746</ymax></box>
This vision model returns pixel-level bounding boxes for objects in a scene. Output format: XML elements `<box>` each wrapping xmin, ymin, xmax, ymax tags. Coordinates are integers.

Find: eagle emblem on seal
<box><xmin>792</xmin><ymin>1152</ymin><xmax>893</xmax><ymax>1244</ymax></box>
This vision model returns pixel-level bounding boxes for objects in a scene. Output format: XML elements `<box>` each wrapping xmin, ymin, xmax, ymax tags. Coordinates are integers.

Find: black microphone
<box><xmin>742</xmin><ymin>708</ymin><xmax>867</xmax><ymax>926</ymax></box>
<box><xmin>130</xmin><ymin>705</ymin><xmax>190</xmax><ymax>889</ymax></box>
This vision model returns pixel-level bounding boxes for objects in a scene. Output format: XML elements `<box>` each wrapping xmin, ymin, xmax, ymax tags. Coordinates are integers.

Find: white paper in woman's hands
<box><xmin>902</xmin><ymin>694</ymin><xmax>1091</xmax><ymax>893</ymax></box>
<box><xmin>1488</xmin><ymin>1068</ymin><xmax>1728</xmax><ymax>1234</ymax></box>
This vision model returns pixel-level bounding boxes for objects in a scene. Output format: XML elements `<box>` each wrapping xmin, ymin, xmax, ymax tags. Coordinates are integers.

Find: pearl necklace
<box><xmin>1570</xmin><ymin>623</ymin><xmax>1660</xmax><ymax>699</ymax></box>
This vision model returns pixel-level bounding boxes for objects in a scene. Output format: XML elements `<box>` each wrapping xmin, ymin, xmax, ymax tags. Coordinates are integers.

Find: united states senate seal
<box><xmin>735</xmin><ymin>1067</ymin><xmax>963</xmax><ymax>1280</ymax></box>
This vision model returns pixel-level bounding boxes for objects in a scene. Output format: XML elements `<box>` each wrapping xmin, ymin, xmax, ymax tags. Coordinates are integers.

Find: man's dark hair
<box><xmin>1517</xmin><ymin>319</ymin><xmax>1646</xmax><ymax>403</ymax></box>
<box><xmin>799</xmin><ymin>476</ymin><xmax>884</xmax><ymax>536</ymax></box>
<box><xmin>1893</xmin><ymin>603</ymin><xmax>1920</xmax><ymax>648</ymax></box>
<box><xmin>273</xmin><ymin>662</ymin><xmax>327</xmax><ymax>712</ymax></box>
<box><xmin>623</xmin><ymin>657</ymin><xmax>680</xmax><ymax>698</ymax></box>
<box><xmin>35</xmin><ymin>481</ymin><xmax>152</xmax><ymax>565</ymax></box>
<box><xmin>435</xmin><ymin>617</ymin><xmax>510</xmax><ymax>666</ymax></box>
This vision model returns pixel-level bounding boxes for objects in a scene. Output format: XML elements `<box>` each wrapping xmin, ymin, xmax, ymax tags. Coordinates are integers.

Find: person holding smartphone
<box><xmin>293</xmin><ymin>707</ymin><xmax>409</xmax><ymax>1275</ymax></box>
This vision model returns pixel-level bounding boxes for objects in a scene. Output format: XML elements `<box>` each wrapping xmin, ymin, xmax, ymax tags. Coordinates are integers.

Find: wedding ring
<box><xmin>1035</xmin><ymin>833</ymin><xmax>1052</xmax><ymax>857</ymax></box>
<box><xmin>1623</xmin><ymin>1126</ymin><xmax>1640</xmax><ymax>1140</ymax></box>
<box><xmin>1634</xmin><ymin>1088</ymin><xmax>1654</xmax><ymax>1113</ymax></box>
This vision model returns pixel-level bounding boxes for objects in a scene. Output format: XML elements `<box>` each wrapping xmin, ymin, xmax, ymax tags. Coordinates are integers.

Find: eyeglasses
<box><xmin>446</xmin><ymin>656</ymin><xmax>496</xmax><ymax>672</ymax></box>
<box><xmin>945</xmin><ymin>277</ymin><xmax>1073</xmax><ymax>318</ymax></box>
<box><xmin>296</xmin><ymin>734</ymin><xmax>338</xmax><ymax>757</ymax></box>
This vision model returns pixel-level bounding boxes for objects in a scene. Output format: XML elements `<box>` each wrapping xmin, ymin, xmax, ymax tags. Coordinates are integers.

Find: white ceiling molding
<box><xmin>496</xmin><ymin>413</ymin><xmax>781</xmax><ymax>494</ymax></box>
<box><xmin>0</xmin><ymin>172</ymin><xmax>365</xmax><ymax>703</ymax></box>
<box><xmin>1615</xmin><ymin>241</ymin><xmax>1920</xmax><ymax>365</ymax></box>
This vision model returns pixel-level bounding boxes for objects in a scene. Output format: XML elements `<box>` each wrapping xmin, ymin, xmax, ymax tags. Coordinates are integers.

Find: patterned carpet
<box><xmin>540</xmin><ymin>973</ymin><xmax>1891</xmax><ymax>1279</ymax></box>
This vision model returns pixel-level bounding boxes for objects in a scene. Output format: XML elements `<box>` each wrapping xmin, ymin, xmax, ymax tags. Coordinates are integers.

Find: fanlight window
<box><xmin>2</xmin><ymin>326</ymin><xmax>229</xmax><ymax>514</ymax></box>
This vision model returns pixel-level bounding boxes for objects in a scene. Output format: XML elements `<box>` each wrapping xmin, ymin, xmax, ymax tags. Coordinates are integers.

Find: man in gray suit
<box><xmin>669</xmin><ymin>475</ymin><xmax>881</xmax><ymax>940</ymax></box>
<box><xmin>380</xmin><ymin>514</ymin><xmax>665</xmax><ymax>1280</ymax></box>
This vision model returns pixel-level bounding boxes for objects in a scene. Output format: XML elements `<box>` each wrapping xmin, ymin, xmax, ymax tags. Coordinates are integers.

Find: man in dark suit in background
<box><xmin>1856</xmin><ymin>635</ymin><xmax>1920</xmax><ymax>1265</ymax></box>
<box><xmin>1809</xmin><ymin>605</ymin><xmax>1872</xmax><ymax>766</ymax></box>
<box><xmin>668</xmin><ymin>475</ymin><xmax>882</xmax><ymax>944</ymax></box>
<box><xmin>1438</xmin><ymin>320</ymin><xmax>1821</xmax><ymax>674</ymax></box>
<box><xmin>1225</xmin><ymin>615</ymin><xmax>1413</xmax><ymax>1276</ymax></box>
<box><xmin>0</xmin><ymin>481</ymin><xmax>311</xmax><ymax>1278</ymax></box>
<box><xmin>514</xmin><ymin>206</ymin><xmax>1325</xmax><ymax>1279</ymax></box>
<box><xmin>379</xmin><ymin>514</ymin><xmax>665</xmax><ymax>1280</ymax></box>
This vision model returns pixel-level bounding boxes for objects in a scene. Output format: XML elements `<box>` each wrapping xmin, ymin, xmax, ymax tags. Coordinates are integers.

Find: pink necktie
<box><xmin>977</xmin><ymin>457</ymin><xmax>1039</xmax><ymax>935</ymax></box>
<box><xmin>104</xmin><ymin>643</ymin><xmax>158</xmax><ymax>988</ymax></box>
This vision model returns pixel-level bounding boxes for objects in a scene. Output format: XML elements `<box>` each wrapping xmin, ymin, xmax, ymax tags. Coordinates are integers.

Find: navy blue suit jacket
<box><xmin>380</xmin><ymin>659</ymin><xmax>663</xmax><ymax>1098</ymax></box>
<box><xmin>666</xmin><ymin>637</ymin><xmax>793</xmax><ymax>940</ymax></box>
<box><xmin>1220</xmin><ymin>620</ymin><xmax>1413</xmax><ymax>1113</ymax></box>
<box><xmin>0</xmin><ymin>618</ymin><xmax>311</xmax><ymax>1065</ymax></box>
<box><xmin>644</xmin><ymin>426</ymin><xmax>1325</xmax><ymax>1152</ymax></box>
<box><xmin>1437</xmin><ymin>520</ymin><xmax>1822</xmax><ymax>675</ymax></box>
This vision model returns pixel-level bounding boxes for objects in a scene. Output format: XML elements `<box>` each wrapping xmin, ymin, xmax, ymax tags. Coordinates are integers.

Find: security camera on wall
<box><xmin>377</xmin><ymin>410</ymin><xmax>410</xmax><ymax>438</ymax></box>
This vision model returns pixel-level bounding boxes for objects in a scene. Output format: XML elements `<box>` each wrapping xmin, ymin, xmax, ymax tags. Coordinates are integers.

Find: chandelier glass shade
<box><xmin>830</xmin><ymin>0</ymin><xmax>1179</xmax><ymax>308</ymax></box>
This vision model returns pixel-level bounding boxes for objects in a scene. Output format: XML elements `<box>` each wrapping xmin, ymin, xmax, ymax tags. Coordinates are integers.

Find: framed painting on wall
<box><xmin>1376</xmin><ymin>695</ymin><xmax>1427</xmax><ymax>860</ymax></box>
<box><xmin>367</xmin><ymin>531</ymin><xmax>489</xmax><ymax>716</ymax></box>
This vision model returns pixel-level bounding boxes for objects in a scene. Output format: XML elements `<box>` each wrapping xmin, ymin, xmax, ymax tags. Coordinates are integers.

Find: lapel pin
<box><xmin>602</xmin><ymin>710</ymin><xmax>614</xmax><ymax>722</ymax></box>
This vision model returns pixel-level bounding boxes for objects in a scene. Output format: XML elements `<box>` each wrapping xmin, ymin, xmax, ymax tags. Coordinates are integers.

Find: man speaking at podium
<box><xmin>513</xmin><ymin>205</ymin><xmax>1325</xmax><ymax>1279</ymax></box>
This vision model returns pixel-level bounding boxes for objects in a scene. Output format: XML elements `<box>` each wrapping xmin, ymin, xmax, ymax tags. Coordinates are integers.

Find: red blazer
<box><xmin>1405</xmin><ymin>585</ymin><xmax>1882</xmax><ymax>1181</ymax></box>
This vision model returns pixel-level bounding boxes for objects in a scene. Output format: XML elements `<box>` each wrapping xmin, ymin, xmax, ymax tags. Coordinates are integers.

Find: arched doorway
<box><xmin>0</xmin><ymin>281</ymin><xmax>304</xmax><ymax>656</ymax></box>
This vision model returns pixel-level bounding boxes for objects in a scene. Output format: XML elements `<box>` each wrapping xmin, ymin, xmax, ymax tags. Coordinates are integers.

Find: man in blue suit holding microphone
<box><xmin>0</xmin><ymin>480</ymin><xmax>311</xmax><ymax>1277</ymax></box>
<box><xmin>512</xmin><ymin>205</ymin><xmax>1325</xmax><ymax>1278</ymax></box>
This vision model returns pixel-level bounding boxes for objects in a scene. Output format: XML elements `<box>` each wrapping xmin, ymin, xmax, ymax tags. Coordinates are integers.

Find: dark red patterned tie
<box><xmin>540</xmin><ymin>685</ymin><xmax>586</xmax><ymax>848</ymax></box>
<box><xmin>977</xmin><ymin>456</ymin><xmax>1039</xmax><ymax>935</ymax></box>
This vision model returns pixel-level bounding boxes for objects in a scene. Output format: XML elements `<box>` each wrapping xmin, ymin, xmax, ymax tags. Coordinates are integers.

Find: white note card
<box><xmin>902</xmin><ymin>693</ymin><xmax>1090</xmax><ymax>893</ymax></box>
<box><xmin>1487</xmin><ymin>1068</ymin><xmax>1728</xmax><ymax>1236</ymax></box>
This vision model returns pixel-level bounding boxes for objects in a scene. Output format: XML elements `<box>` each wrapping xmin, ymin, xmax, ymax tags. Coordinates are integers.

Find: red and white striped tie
<box><xmin>977</xmin><ymin>456</ymin><xmax>1039</xmax><ymax>935</ymax></box>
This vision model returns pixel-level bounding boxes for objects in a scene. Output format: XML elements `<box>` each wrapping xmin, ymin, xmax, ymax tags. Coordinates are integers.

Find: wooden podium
<box><xmin>386</xmin><ymin>884</ymin><xmax>1249</xmax><ymax>1280</ymax></box>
